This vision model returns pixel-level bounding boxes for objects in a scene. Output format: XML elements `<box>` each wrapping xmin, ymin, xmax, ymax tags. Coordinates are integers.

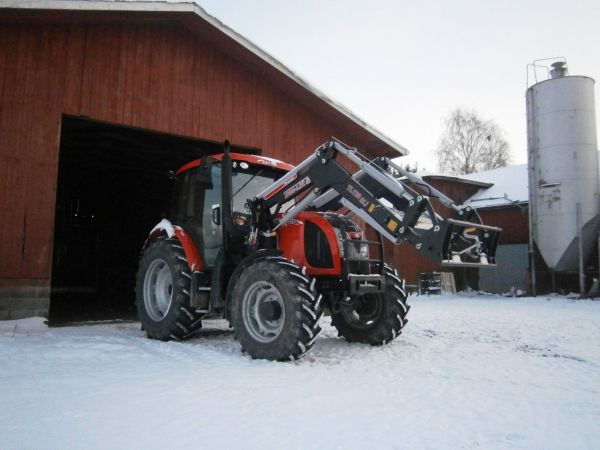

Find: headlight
<box><xmin>333</xmin><ymin>225</ymin><xmax>368</xmax><ymax>259</ymax></box>
<box><xmin>359</xmin><ymin>243</ymin><xmax>369</xmax><ymax>258</ymax></box>
<box><xmin>333</xmin><ymin>228</ymin><xmax>345</xmax><ymax>257</ymax></box>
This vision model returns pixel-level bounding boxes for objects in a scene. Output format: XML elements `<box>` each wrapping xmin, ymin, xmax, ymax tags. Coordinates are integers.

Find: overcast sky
<box><xmin>197</xmin><ymin>0</ymin><xmax>600</xmax><ymax>171</ymax></box>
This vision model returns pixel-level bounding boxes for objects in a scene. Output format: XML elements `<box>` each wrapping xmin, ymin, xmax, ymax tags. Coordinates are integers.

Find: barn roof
<box><xmin>416</xmin><ymin>164</ymin><xmax>529</xmax><ymax>209</ymax></box>
<box><xmin>418</xmin><ymin>171</ymin><xmax>493</xmax><ymax>188</ymax></box>
<box><xmin>462</xmin><ymin>164</ymin><xmax>529</xmax><ymax>209</ymax></box>
<box><xmin>0</xmin><ymin>0</ymin><xmax>408</xmax><ymax>158</ymax></box>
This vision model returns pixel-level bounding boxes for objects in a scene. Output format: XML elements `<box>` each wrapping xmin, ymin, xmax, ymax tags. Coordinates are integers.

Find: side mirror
<box><xmin>212</xmin><ymin>205</ymin><xmax>221</xmax><ymax>225</ymax></box>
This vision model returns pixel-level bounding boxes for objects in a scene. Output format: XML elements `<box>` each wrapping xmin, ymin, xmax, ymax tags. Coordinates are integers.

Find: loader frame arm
<box><xmin>248</xmin><ymin>138</ymin><xmax>500</xmax><ymax>267</ymax></box>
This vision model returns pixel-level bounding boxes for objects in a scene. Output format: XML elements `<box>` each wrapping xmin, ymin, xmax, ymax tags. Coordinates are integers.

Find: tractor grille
<box><xmin>304</xmin><ymin>221</ymin><xmax>333</xmax><ymax>268</ymax></box>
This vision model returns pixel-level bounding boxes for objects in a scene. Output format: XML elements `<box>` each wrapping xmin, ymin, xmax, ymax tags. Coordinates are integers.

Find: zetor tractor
<box><xmin>136</xmin><ymin>138</ymin><xmax>500</xmax><ymax>361</ymax></box>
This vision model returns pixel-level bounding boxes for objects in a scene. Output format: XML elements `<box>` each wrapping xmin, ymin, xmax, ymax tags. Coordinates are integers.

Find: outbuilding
<box><xmin>0</xmin><ymin>1</ymin><xmax>406</xmax><ymax>321</ymax></box>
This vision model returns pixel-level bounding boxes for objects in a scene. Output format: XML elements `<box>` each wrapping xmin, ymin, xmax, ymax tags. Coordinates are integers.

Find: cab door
<box><xmin>170</xmin><ymin>164</ymin><xmax>223</xmax><ymax>268</ymax></box>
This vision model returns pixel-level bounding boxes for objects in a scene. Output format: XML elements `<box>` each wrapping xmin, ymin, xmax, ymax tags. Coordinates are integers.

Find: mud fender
<box><xmin>145</xmin><ymin>219</ymin><xmax>204</xmax><ymax>272</ymax></box>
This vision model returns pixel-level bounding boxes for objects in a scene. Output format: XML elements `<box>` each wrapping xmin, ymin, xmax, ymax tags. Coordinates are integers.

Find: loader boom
<box><xmin>249</xmin><ymin>138</ymin><xmax>500</xmax><ymax>267</ymax></box>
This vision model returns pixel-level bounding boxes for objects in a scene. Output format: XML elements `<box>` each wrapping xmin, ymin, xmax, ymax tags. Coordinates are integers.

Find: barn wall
<box><xmin>478</xmin><ymin>206</ymin><xmax>529</xmax><ymax>245</ymax></box>
<box><xmin>476</xmin><ymin>206</ymin><xmax>530</xmax><ymax>293</ymax></box>
<box><xmin>426</xmin><ymin>179</ymin><xmax>485</xmax><ymax>206</ymax></box>
<box><xmin>479</xmin><ymin>244</ymin><xmax>529</xmax><ymax>293</ymax></box>
<box><xmin>0</xmin><ymin>20</ymin><xmax>370</xmax><ymax>289</ymax></box>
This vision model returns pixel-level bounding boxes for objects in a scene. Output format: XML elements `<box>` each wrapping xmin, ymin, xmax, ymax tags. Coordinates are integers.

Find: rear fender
<box><xmin>144</xmin><ymin>219</ymin><xmax>204</xmax><ymax>272</ymax></box>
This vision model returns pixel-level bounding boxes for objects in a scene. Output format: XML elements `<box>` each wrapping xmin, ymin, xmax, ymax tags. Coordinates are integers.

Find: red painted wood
<box><xmin>478</xmin><ymin>207</ymin><xmax>528</xmax><ymax>245</ymax></box>
<box><xmin>0</xmin><ymin>17</ymin><xmax>387</xmax><ymax>282</ymax></box>
<box><xmin>0</xmin><ymin>26</ymin><xmax>31</xmax><ymax>278</ymax></box>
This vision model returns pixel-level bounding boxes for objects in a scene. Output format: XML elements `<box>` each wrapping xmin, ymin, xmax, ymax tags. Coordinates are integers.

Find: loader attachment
<box><xmin>416</xmin><ymin>218</ymin><xmax>501</xmax><ymax>267</ymax></box>
<box><xmin>252</xmin><ymin>138</ymin><xmax>502</xmax><ymax>268</ymax></box>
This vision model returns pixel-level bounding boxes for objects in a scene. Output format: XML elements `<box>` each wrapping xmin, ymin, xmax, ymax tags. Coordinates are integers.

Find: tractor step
<box><xmin>348</xmin><ymin>273</ymin><xmax>384</xmax><ymax>295</ymax></box>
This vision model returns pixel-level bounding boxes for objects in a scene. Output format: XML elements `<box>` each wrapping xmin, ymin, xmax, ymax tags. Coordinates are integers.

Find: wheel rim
<box><xmin>341</xmin><ymin>295</ymin><xmax>383</xmax><ymax>330</ymax></box>
<box><xmin>143</xmin><ymin>259</ymin><xmax>173</xmax><ymax>321</ymax></box>
<box><xmin>242</xmin><ymin>281</ymin><xmax>285</xmax><ymax>343</ymax></box>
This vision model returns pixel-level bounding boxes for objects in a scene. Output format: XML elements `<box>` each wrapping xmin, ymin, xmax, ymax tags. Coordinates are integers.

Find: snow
<box><xmin>1</xmin><ymin>294</ymin><xmax>599</xmax><ymax>449</ymax></box>
<box><xmin>413</xmin><ymin>164</ymin><xmax>529</xmax><ymax>209</ymax></box>
<box><xmin>150</xmin><ymin>218</ymin><xmax>175</xmax><ymax>237</ymax></box>
<box><xmin>463</xmin><ymin>164</ymin><xmax>529</xmax><ymax>209</ymax></box>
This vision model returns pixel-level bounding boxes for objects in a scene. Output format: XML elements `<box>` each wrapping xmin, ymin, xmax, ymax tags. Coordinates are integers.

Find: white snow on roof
<box><xmin>413</xmin><ymin>165</ymin><xmax>528</xmax><ymax>208</ymax></box>
<box><xmin>463</xmin><ymin>164</ymin><xmax>529</xmax><ymax>208</ymax></box>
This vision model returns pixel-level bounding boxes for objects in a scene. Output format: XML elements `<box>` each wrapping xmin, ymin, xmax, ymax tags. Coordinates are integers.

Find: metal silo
<box><xmin>526</xmin><ymin>62</ymin><xmax>600</xmax><ymax>280</ymax></box>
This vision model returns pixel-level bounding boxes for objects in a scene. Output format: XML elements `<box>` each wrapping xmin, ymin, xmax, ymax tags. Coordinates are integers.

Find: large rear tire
<box><xmin>231</xmin><ymin>257</ymin><xmax>322</xmax><ymax>361</ymax></box>
<box><xmin>331</xmin><ymin>264</ymin><xmax>409</xmax><ymax>345</ymax></box>
<box><xmin>136</xmin><ymin>237</ymin><xmax>203</xmax><ymax>340</ymax></box>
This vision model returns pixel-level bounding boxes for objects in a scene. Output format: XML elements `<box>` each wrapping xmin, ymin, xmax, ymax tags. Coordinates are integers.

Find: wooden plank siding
<box><xmin>478</xmin><ymin>206</ymin><xmax>529</xmax><ymax>245</ymax></box>
<box><xmin>0</xmin><ymin>19</ymin><xmax>389</xmax><ymax>283</ymax></box>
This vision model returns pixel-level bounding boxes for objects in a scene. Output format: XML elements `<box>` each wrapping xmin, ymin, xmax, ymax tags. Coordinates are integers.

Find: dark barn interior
<box><xmin>50</xmin><ymin>116</ymin><xmax>239</xmax><ymax>323</ymax></box>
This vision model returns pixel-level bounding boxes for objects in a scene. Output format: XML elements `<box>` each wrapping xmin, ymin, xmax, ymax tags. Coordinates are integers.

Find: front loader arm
<box><xmin>249</xmin><ymin>139</ymin><xmax>500</xmax><ymax>267</ymax></box>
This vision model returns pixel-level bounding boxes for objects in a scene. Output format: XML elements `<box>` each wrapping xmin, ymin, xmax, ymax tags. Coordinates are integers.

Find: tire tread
<box><xmin>136</xmin><ymin>238</ymin><xmax>203</xmax><ymax>341</ymax></box>
<box><xmin>231</xmin><ymin>257</ymin><xmax>322</xmax><ymax>361</ymax></box>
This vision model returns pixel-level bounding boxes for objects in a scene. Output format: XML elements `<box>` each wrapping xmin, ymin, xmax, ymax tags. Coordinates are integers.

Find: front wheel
<box><xmin>231</xmin><ymin>257</ymin><xmax>322</xmax><ymax>361</ymax></box>
<box><xmin>331</xmin><ymin>265</ymin><xmax>410</xmax><ymax>345</ymax></box>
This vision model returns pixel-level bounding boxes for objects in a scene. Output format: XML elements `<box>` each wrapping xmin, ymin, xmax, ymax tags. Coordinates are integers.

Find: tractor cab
<box><xmin>169</xmin><ymin>153</ymin><xmax>293</xmax><ymax>268</ymax></box>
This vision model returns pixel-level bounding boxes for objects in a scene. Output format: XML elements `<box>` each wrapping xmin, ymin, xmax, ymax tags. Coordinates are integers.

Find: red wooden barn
<box><xmin>0</xmin><ymin>1</ymin><xmax>413</xmax><ymax>321</ymax></box>
<box><xmin>406</xmin><ymin>165</ymin><xmax>531</xmax><ymax>294</ymax></box>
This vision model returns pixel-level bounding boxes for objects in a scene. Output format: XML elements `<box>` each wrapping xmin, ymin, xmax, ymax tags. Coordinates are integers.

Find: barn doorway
<box><xmin>49</xmin><ymin>116</ymin><xmax>249</xmax><ymax>323</ymax></box>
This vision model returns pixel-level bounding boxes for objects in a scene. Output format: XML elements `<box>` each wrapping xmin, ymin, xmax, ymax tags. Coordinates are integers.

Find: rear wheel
<box><xmin>332</xmin><ymin>264</ymin><xmax>409</xmax><ymax>345</ymax></box>
<box><xmin>231</xmin><ymin>257</ymin><xmax>322</xmax><ymax>361</ymax></box>
<box><xmin>136</xmin><ymin>237</ymin><xmax>203</xmax><ymax>340</ymax></box>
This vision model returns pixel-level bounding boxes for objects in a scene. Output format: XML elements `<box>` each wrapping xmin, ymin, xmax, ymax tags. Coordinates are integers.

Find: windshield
<box><xmin>230</xmin><ymin>164</ymin><xmax>292</xmax><ymax>212</ymax></box>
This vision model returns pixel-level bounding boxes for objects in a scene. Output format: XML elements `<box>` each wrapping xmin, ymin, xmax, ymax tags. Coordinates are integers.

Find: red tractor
<box><xmin>136</xmin><ymin>139</ymin><xmax>500</xmax><ymax>360</ymax></box>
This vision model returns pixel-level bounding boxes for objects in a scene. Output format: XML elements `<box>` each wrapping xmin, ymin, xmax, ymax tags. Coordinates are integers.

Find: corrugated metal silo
<box><xmin>526</xmin><ymin>65</ymin><xmax>600</xmax><ymax>273</ymax></box>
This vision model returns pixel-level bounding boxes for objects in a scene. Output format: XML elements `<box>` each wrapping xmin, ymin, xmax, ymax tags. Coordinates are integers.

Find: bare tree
<box><xmin>435</xmin><ymin>108</ymin><xmax>510</xmax><ymax>175</ymax></box>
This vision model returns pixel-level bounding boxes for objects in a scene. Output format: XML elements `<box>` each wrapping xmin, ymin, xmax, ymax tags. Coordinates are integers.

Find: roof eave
<box><xmin>470</xmin><ymin>201</ymin><xmax>529</xmax><ymax>210</ymax></box>
<box><xmin>0</xmin><ymin>0</ymin><xmax>408</xmax><ymax>157</ymax></box>
<box><xmin>422</xmin><ymin>174</ymin><xmax>493</xmax><ymax>188</ymax></box>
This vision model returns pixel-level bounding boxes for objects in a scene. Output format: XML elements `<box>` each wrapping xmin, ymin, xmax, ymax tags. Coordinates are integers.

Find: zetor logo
<box><xmin>256</xmin><ymin>158</ymin><xmax>277</xmax><ymax>167</ymax></box>
<box><xmin>284</xmin><ymin>176</ymin><xmax>311</xmax><ymax>199</ymax></box>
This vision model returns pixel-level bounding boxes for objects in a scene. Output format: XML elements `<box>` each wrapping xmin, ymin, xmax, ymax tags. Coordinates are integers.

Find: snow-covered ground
<box><xmin>1</xmin><ymin>294</ymin><xmax>599</xmax><ymax>449</ymax></box>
